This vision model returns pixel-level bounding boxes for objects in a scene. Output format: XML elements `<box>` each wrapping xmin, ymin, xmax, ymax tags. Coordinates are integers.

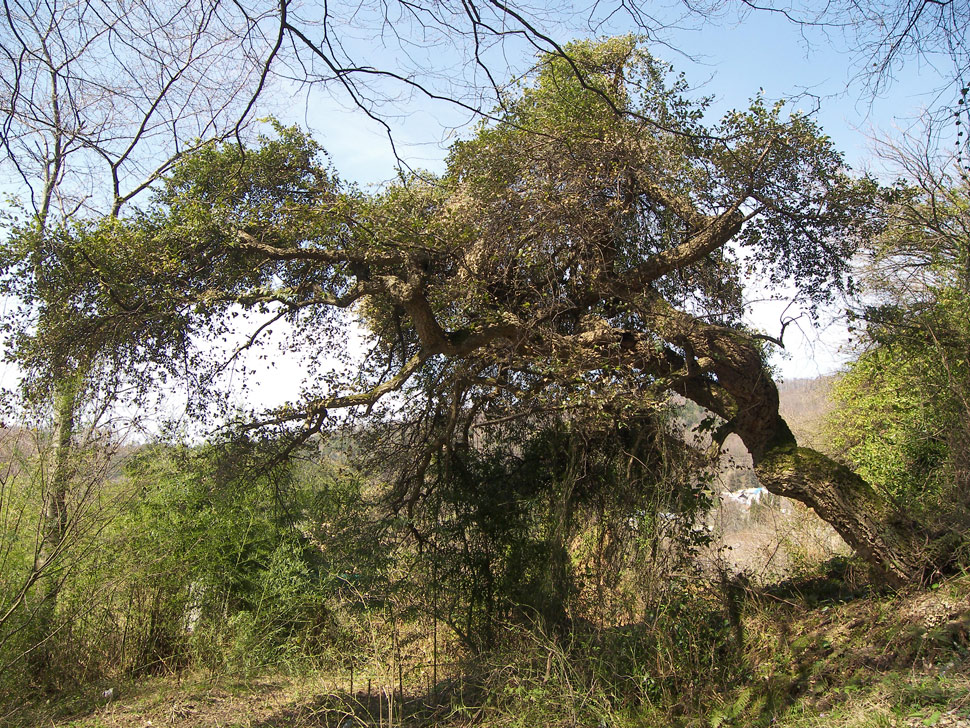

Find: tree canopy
<box><xmin>4</xmin><ymin>37</ymin><xmax>942</xmax><ymax>583</ymax></box>
<box><xmin>5</xmin><ymin>39</ymin><xmax>873</xmax><ymax>421</ymax></box>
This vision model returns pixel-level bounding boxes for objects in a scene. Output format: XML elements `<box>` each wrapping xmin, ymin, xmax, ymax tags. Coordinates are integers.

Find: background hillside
<box><xmin>711</xmin><ymin>375</ymin><xmax>847</xmax><ymax>580</ymax></box>
<box><xmin>778</xmin><ymin>375</ymin><xmax>838</xmax><ymax>451</ymax></box>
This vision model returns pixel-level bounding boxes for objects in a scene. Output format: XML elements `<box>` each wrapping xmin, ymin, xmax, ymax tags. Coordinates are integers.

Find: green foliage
<box><xmin>0</xmin><ymin>436</ymin><xmax>387</xmax><ymax>701</ymax></box>
<box><xmin>461</xmin><ymin>580</ymin><xmax>746</xmax><ymax>728</ymax></box>
<box><xmin>110</xmin><ymin>442</ymin><xmax>381</xmax><ymax>672</ymax></box>
<box><xmin>445</xmin><ymin>35</ymin><xmax>875</xmax><ymax>323</ymax></box>
<box><xmin>710</xmin><ymin>686</ymin><xmax>754</xmax><ymax>728</ymax></box>
<box><xmin>830</xmin><ymin>349</ymin><xmax>955</xmax><ymax>508</ymax></box>
<box><xmin>0</xmin><ymin>122</ymin><xmax>350</xmax><ymax>403</ymax></box>
<box><xmin>0</xmin><ymin>37</ymin><xmax>879</xmax><ymax>435</ymax></box>
<box><xmin>396</xmin><ymin>404</ymin><xmax>713</xmax><ymax>651</ymax></box>
<box><xmin>829</xmin><ymin>178</ymin><xmax>970</xmax><ymax>524</ymax></box>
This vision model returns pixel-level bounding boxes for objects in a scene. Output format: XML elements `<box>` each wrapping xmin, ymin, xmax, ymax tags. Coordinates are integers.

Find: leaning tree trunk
<box><xmin>670</xmin><ymin>315</ymin><xmax>937</xmax><ymax>586</ymax></box>
<box><xmin>750</xmin><ymin>416</ymin><xmax>928</xmax><ymax>585</ymax></box>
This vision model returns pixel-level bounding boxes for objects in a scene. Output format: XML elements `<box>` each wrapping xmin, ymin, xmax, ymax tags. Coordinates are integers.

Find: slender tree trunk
<box><xmin>31</xmin><ymin>376</ymin><xmax>79</xmax><ymax>669</ymax></box>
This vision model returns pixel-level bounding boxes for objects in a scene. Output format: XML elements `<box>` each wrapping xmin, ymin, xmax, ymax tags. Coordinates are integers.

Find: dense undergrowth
<box><xmin>4</xmin><ymin>404</ymin><xmax>970</xmax><ymax>727</ymax></box>
<box><xmin>3</xmin><ymin>363</ymin><xmax>969</xmax><ymax>727</ymax></box>
<box><xmin>8</xmin><ymin>560</ymin><xmax>970</xmax><ymax>727</ymax></box>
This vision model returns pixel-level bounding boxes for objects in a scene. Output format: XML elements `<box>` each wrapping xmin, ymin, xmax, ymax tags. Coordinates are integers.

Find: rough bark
<box><xmin>751</xmin><ymin>419</ymin><xmax>928</xmax><ymax>585</ymax></box>
<box><xmin>717</xmin><ymin>369</ymin><xmax>930</xmax><ymax>585</ymax></box>
<box><xmin>645</xmin><ymin>303</ymin><xmax>932</xmax><ymax>585</ymax></box>
<box><xmin>30</xmin><ymin>377</ymin><xmax>79</xmax><ymax>670</ymax></box>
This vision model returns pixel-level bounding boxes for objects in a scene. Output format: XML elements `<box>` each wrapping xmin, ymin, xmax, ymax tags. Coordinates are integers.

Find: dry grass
<box><xmin>9</xmin><ymin>668</ymin><xmax>467</xmax><ymax>728</ymax></box>
<box><xmin>13</xmin><ymin>570</ymin><xmax>970</xmax><ymax>728</ymax></box>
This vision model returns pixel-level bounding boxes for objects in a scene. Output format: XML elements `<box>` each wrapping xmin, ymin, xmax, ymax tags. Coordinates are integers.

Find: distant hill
<box><xmin>777</xmin><ymin>375</ymin><xmax>837</xmax><ymax>451</ymax></box>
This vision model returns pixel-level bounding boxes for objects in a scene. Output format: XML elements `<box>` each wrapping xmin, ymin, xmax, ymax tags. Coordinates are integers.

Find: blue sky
<box><xmin>291</xmin><ymin>5</ymin><xmax>950</xmax><ymax>186</ymax></box>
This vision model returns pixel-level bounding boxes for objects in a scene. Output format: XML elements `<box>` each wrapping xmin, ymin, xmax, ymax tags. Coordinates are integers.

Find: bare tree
<box><xmin>0</xmin><ymin>0</ymin><xmax>282</xmax><ymax>218</ymax></box>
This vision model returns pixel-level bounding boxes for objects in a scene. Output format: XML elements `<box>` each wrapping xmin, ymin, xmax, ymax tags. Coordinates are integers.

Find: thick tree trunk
<box><xmin>662</xmin><ymin>309</ymin><xmax>935</xmax><ymax>585</ymax></box>
<box><xmin>749</xmin><ymin>416</ymin><xmax>927</xmax><ymax>585</ymax></box>
<box><xmin>723</xmin><ymin>377</ymin><xmax>932</xmax><ymax>585</ymax></box>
